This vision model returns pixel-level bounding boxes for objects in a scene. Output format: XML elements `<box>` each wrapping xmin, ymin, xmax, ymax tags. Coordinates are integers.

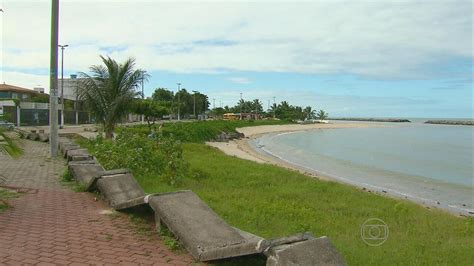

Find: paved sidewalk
<box><xmin>0</xmin><ymin>140</ymin><xmax>193</xmax><ymax>265</ymax></box>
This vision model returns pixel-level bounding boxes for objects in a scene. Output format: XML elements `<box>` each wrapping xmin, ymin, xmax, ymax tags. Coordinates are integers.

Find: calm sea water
<box><xmin>252</xmin><ymin>121</ymin><xmax>474</xmax><ymax>214</ymax></box>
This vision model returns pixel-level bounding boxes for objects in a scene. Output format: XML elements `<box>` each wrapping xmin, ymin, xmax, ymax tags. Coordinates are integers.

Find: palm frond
<box><xmin>0</xmin><ymin>130</ymin><xmax>22</xmax><ymax>158</ymax></box>
<box><xmin>76</xmin><ymin>56</ymin><xmax>148</xmax><ymax>137</ymax></box>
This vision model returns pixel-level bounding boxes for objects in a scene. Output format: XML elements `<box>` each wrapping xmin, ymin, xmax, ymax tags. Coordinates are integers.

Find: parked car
<box><xmin>0</xmin><ymin>120</ymin><xmax>15</xmax><ymax>131</ymax></box>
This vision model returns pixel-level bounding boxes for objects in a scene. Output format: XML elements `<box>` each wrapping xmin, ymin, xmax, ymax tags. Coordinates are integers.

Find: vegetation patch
<box><xmin>121</xmin><ymin>119</ymin><xmax>289</xmax><ymax>143</ymax></box>
<box><xmin>60</xmin><ymin>169</ymin><xmax>87</xmax><ymax>192</ymax></box>
<box><xmin>159</xmin><ymin>225</ymin><xmax>183</xmax><ymax>251</ymax></box>
<box><xmin>0</xmin><ymin>130</ymin><xmax>23</xmax><ymax>158</ymax></box>
<box><xmin>0</xmin><ymin>188</ymin><xmax>20</xmax><ymax>213</ymax></box>
<box><xmin>78</xmin><ymin>132</ymin><xmax>189</xmax><ymax>186</ymax></box>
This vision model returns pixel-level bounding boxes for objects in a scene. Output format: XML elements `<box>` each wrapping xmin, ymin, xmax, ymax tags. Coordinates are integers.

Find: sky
<box><xmin>0</xmin><ymin>0</ymin><xmax>472</xmax><ymax>118</ymax></box>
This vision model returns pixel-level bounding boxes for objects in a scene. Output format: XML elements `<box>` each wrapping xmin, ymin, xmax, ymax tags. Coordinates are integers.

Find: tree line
<box><xmin>75</xmin><ymin>56</ymin><xmax>328</xmax><ymax>138</ymax></box>
<box><xmin>211</xmin><ymin>99</ymin><xmax>328</xmax><ymax>121</ymax></box>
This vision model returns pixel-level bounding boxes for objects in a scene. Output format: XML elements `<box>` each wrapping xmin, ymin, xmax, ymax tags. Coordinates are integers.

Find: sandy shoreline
<box><xmin>206</xmin><ymin>122</ymin><xmax>471</xmax><ymax>217</ymax></box>
<box><xmin>207</xmin><ymin>122</ymin><xmax>386</xmax><ymax>180</ymax></box>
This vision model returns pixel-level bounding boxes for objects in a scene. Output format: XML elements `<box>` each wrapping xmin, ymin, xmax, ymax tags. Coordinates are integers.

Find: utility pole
<box><xmin>176</xmin><ymin>83</ymin><xmax>181</xmax><ymax>121</ymax></box>
<box><xmin>0</xmin><ymin>7</ymin><xmax>4</xmax><ymax>83</ymax></box>
<box><xmin>212</xmin><ymin>98</ymin><xmax>215</xmax><ymax>110</ymax></box>
<box><xmin>49</xmin><ymin>0</ymin><xmax>59</xmax><ymax>156</ymax></box>
<box><xmin>58</xmin><ymin>44</ymin><xmax>68</xmax><ymax>129</ymax></box>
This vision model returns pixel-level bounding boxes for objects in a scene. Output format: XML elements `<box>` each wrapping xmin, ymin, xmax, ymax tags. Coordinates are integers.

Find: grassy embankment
<box><xmin>82</xmin><ymin>120</ymin><xmax>474</xmax><ymax>265</ymax></box>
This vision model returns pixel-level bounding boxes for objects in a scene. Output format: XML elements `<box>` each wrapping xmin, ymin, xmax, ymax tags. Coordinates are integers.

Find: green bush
<box><xmin>119</xmin><ymin>119</ymin><xmax>289</xmax><ymax>143</ymax></box>
<box><xmin>82</xmin><ymin>132</ymin><xmax>188</xmax><ymax>186</ymax></box>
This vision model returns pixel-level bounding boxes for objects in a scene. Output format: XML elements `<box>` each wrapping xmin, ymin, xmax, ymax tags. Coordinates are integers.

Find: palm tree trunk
<box><xmin>105</xmin><ymin>124</ymin><xmax>115</xmax><ymax>139</ymax></box>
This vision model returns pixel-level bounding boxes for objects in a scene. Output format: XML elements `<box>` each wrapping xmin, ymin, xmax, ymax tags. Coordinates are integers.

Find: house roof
<box><xmin>0</xmin><ymin>83</ymin><xmax>41</xmax><ymax>95</ymax></box>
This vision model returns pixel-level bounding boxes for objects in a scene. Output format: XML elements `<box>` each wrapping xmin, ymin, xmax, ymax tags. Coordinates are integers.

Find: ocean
<box><xmin>251</xmin><ymin>120</ymin><xmax>474</xmax><ymax>215</ymax></box>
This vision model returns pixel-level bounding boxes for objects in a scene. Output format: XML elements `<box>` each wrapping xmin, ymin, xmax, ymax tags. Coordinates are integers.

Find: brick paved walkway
<box><xmin>0</xmin><ymin>140</ymin><xmax>193</xmax><ymax>265</ymax></box>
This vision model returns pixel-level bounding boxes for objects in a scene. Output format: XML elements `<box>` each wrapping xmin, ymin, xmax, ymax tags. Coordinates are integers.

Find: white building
<box><xmin>58</xmin><ymin>74</ymin><xmax>83</xmax><ymax>100</ymax></box>
<box><xmin>33</xmin><ymin>87</ymin><xmax>45</xmax><ymax>94</ymax></box>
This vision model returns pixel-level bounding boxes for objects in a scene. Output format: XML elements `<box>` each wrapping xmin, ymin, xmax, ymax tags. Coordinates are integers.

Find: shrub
<box><xmin>84</xmin><ymin>132</ymin><xmax>188</xmax><ymax>186</ymax></box>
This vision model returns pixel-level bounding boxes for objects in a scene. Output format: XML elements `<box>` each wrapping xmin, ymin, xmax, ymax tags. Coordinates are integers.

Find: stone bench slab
<box><xmin>60</xmin><ymin>143</ymin><xmax>80</xmax><ymax>157</ymax></box>
<box><xmin>148</xmin><ymin>190</ymin><xmax>263</xmax><ymax>261</ymax></box>
<box><xmin>95</xmin><ymin>170</ymin><xmax>146</xmax><ymax>210</ymax></box>
<box><xmin>66</xmin><ymin>149</ymin><xmax>92</xmax><ymax>162</ymax></box>
<box><xmin>265</xmin><ymin>236</ymin><xmax>346</xmax><ymax>266</ymax></box>
<box><xmin>68</xmin><ymin>162</ymin><xmax>105</xmax><ymax>191</ymax></box>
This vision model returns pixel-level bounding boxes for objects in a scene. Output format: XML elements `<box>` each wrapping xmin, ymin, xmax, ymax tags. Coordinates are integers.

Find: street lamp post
<box><xmin>176</xmin><ymin>83</ymin><xmax>181</xmax><ymax>121</ymax></box>
<box><xmin>192</xmin><ymin>90</ymin><xmax>197</xmax><ymax>119</ymax></box>
<box><xmin>141</xmin><ymin>79</ymin><xmax>144</xmax><ymax>124</ymax></box>
<box><xmin>58</xmin><ymin>44</ymin><xmax>68</xmax><ymax>129</ymax></box>
<box><xmin>273</xmin><ymin>96</ymin><xmax>276</xmax><ymax>119</ymax></box>
<box><xmin>240</xmin><ymin>92</ymin><xmax>243</xmax><ymax>119</ymax></box>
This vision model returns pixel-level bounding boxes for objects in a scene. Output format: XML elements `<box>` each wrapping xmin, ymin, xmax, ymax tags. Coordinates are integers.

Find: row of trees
<box><xmin>129</xmin><ymin>88</ymin><xmax>210</xmax><ymax>132</ymax></box>
<box><xmin>152</xmin><ymin>88</ymin><xmax>209</xmax><ymax>118</ymax></box>
<box><xmin>211</xmin><ymin>99</ymin><xmax>328</xmax><ymax>121</ymax></box>
<box><xmin>75</xmin><ymin>56</ymin><xmax>328</xmax><ymax>138</ymax></box>
<box><xmin>76</xmin><ymin>56</ymin><xmax>211</xmax><ymax>137</ymax></box>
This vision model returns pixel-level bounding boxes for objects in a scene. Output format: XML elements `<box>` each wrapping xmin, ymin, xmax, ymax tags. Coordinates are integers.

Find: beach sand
<box><xmin>206</xmin><ymin>122</ymin><xmax>385</xmax><ymax>181</ymax></box>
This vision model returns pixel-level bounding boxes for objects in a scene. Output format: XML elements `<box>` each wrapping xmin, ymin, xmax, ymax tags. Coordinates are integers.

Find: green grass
<box><xmin>120</xmin><ymin>119</ymin><xmax>289</xmax><ymax>143</ymax></box>
<box><xmin>132</xmin><ymin>143</ymin><xmax>473</xmax><ymax>265</ymax></box>
<box><xmin>60</xmin><ymin>170</ymin><xmax>87</xmax><ymax>192</ymax></box>
<box><xmin>0</xmin><ymin>130</ymin><xmax>23</xmax><ymax>158</ymax></box>
<box><xmin>0</xmin><ymin>188</ymin><xmax>20</xmax><ymax>213</ymax></box>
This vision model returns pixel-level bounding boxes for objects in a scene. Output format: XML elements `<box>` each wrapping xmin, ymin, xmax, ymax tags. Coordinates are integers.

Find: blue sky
<box><xmin>0</xmin><ymin>0</ymin><xmax>472</xmax><ymax>118</ymax></box>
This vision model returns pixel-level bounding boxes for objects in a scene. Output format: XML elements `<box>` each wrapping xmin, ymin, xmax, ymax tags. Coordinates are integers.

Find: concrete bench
<box><xmin>95</xmin><ymin>169</ymin><xmax>146</xmax><ymax>210</ymax></box>
<box><xmin>265</xmin><ymin>236</ymin><xmax>346</xmax><ymax>266</ymax></box>
<box><xmin>66</xmin><ymin>148</ymin><xmax>93</xmax><ymax>162</ymax></box>
<box><xmin>38</xmin><ymin>133</ymin><xmax>49</xmax><ymax>142</ymax></box>
<box><xmin>60</xmin><ymin>143</ymin><xmax>81</xmax><ymax>158</ymax></box>
<box><xmin>27</xmin><ymin>132</ymin><xmax>39</xmax><ymax>141</ymax></box>
<box><xmin>68</xmin><ymin>160</ymin><xmax>105</xmax><ymax>191</ymax></box>
<box><xmin>148</xmin><ymin>190</ymin><xmax>264</xmax><ymax>261</ymax></box>
<box><xmin>58</xmin><ymin>138</ymin><xmax>72</xmax><ymax>148</ymax></box>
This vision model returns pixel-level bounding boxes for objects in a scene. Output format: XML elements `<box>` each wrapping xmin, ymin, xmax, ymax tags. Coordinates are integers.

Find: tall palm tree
<box><xmin>317</xmin><ymin>109</ymin><xmax>329</xmax><ymax>120</ymax></box>
<box><xmin>76</xmin><ymin>56</ymin><xmax>148</xmax><ymax>138</ymax></box>
<box><xmin>252</xmin><ymin>99</ymin><xmax>263</xmax><ymax>113</ymax></box>
<box><xmin>304</xmin><ymin>106</ymin><xmax>316</xmax><ymax>120</ymax></box>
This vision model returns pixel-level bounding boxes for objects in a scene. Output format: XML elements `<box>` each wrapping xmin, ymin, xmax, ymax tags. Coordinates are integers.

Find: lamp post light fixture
<box><xmin>176</xmin><ymin>83</ymin><xmax>181</xmax><ymax>121</ymax></box>
<box><xmin>58</xmin><ymin>44</ymin><xmax>68</xmax><ymax>129</ymax></box>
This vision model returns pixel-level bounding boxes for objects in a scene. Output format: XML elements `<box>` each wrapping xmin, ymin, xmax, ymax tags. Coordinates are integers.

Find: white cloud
<box><xmin>228</xmin><ymin>77</ymin><xmax>251</xmax><ymax>84</ymax></box>
<box><xmin>2</xmin><ymin>71</ymin><xmax>49</xmax><ymax>91</ymax></box>
<box><xmin>1</xmin><ymin>0</ymin><xmax>472</xmax><ymax>88</ymax></box>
